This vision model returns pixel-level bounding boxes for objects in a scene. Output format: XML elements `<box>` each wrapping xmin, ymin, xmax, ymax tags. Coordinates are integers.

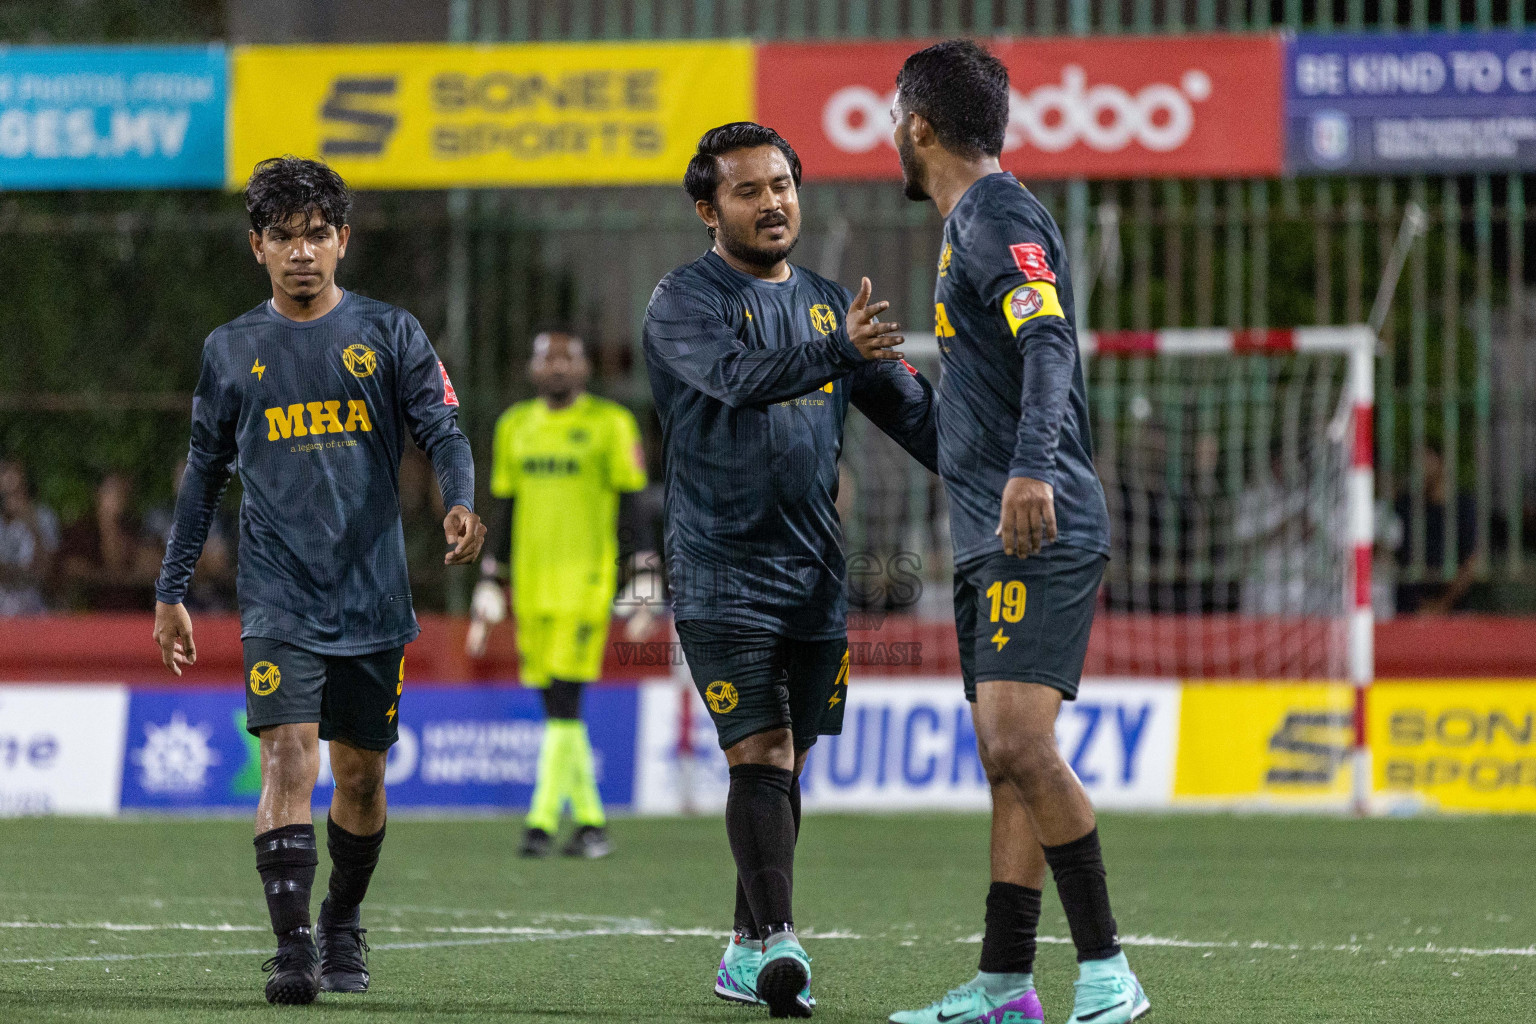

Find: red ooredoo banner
<box><xmin>755</xmin><ymin>35</ymin><xmax>1283</xmax><ymax>180</ymax></box>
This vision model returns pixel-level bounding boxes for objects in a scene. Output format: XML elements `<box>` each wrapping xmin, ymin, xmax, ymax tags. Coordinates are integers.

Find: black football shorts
<box><xmin>675</xmin><ymin>620</ymin><xmax>849</xmax><ymax>751</ymax></box>
<box><xmin>953</xmin><ymin>544</ymin><xmax>1106</xmax><ymax>702</ymax></box>
<box><xmin>242</xmin><ymin>637</ymin><xmax>404</xmax><ymax>751</ymax></box>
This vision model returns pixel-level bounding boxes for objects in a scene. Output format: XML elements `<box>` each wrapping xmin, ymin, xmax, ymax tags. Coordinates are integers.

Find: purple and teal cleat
<box><xmin>1064</xmin><ymin>953</ymin><xmax>1150</xmax><ymax>1024</ymax></box>
<box><xmin>888</xmin><ymin>975</ymin><xmax>1044</xmax><ymax>1024</ymax></box>
<box><xmin>714</xmin><ymin>934</ymin><xmax>764</xmax><ymax>1005</ymax></box>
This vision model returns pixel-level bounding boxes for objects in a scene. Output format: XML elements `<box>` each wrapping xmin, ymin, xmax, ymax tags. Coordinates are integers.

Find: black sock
<box><xmin>979</xmin><ymin>882</ymin><xmax>1043</xmax><ymax>974</ymax></box>
<box><xmin>731</xmin><ymin>771</ymin><xmax>804</xmax><ymax>941</ymax></box>
<box><xmin>324</xmin><ymin>816</ymin><xmax>385</xmax><ymax>919</ymax></box>
<box><xmin>1042</xmin><ymin>828</ymin><xmax>1121</xmax><ymax>962</ymax></box>
<box><xmin>725</xmin><ymin>764</ymin><xmax>796</xmax><ymax>936</ymax></box>
<box><xmin>255</xmin><ymin>824</ymin><xmax>317</xmax><ymax>937</ymax></box>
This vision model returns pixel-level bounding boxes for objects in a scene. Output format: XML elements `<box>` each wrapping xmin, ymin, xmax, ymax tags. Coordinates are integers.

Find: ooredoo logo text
<box><xmin>823</xmin><ymin>66</ymin><xmax>1214</xmax><ymax>156</ymax></box>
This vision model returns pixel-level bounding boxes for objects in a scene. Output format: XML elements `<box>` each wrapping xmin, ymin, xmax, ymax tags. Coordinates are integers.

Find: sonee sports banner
<box><xmin>228</xmin><ymin>41</ymin><xmax>753</xmax><ymax>189</ymax></box>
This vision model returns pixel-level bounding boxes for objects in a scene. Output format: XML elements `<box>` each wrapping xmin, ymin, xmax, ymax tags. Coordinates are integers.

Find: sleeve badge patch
<box><xmin>1003</xmin><ymin>282</ymin><xmax>1066</xmax><ymax>335</ymax></box>
<box><xmin>438</xmin><ymin>360</ymin><xmax>460</xmax><ymax>406</ymax></box>
<box><xmin>1010</xmin><ymin>287</ymin><xmax>1045</xmax><ymax>321</ymax></box>
<box><xmin>1009</xmin><ymin>242</ymin><xmax>1057</xmax><ymax>284</ymax></box>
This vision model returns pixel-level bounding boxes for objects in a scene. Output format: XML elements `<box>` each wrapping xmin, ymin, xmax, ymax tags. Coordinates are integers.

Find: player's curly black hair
<box><xmin>683</xmin><ymin>122</ymin><xmax>803</xmax><ymax>207</ymax></box>
<box><xmin>244</xmin><ymin>156</ymin><xmax>353</xmax><ymax>235</ymax></box>
<box><xmin>896</xmin><ymin>39</ymin><xmax>1010</xmax><ymax>160</ymax></box>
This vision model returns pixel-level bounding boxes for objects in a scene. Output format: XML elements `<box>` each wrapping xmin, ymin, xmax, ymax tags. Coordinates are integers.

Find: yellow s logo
<box><xmin>705</xmin><ymin>680</ymin><xmax>739</xmax><ymax>714</ymax></box>
<box><xmin>808</xmin><ymin>305</ymin><xmax>838</xmax><ymax>336</ymax></box>
<box><xmin>342</xmin><ymin>344</ymin><xmax>377</xmax><ymax>378</ymax></box>
<box><xmin>249</xmin><ymin>661</ymin><xmax>281</xmax><ymax>696</ymax></box>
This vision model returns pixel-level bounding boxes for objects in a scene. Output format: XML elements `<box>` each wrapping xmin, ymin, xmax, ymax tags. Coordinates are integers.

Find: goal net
<box><xmin>1082</xmin><ymin>327</ymin><xmax>1373</xmax><ymax>688</ymax></box>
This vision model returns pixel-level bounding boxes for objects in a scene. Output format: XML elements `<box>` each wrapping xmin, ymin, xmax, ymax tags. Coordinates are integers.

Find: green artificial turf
<box><xmin>0</xmin><ymin>812</ymin><xmax>1530</xmax><ymax>1022</ymax></box>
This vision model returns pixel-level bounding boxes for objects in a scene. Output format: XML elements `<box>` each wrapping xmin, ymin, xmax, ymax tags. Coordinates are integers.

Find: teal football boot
<box><xmin>888</xmin><ymin>973</ymin><xmax>1043</xmax><ymax>1024</ymax></box>
<box><xmin>1064</xmin><ymin>953</ymin><xmax>1150</xmax><ymax>1024</ymax></box>
<box><xmin>756</xmin><ymin>935</ymin><xmax>813</xmax><ymax>1018</ymax></box>
<box><xmin>715</xmin><ymin>934</ymin><xmax>764</xmax><ymax>1005</ymax></box>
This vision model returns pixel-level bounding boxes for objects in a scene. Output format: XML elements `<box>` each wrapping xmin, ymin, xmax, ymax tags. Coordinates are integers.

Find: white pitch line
<box><xmin>956</xmin><ymin>932</ymin><xmax>1536</xmax><ymax>958</ymax></box>
<box><xmin>5</xmin><ymin>922</ymin><xmax>1532</xmax><ymax>967</ymax></box>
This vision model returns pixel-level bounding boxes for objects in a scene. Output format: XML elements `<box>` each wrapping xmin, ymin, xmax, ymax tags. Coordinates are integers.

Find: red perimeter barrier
<box><xmin>0</xmin><ymin>613</ymin><xmax>1533</xmax><ymax>682</ymax></box>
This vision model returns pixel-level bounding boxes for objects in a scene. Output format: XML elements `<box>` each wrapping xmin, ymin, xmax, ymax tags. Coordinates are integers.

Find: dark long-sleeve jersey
<box><xmin>155</xmin><ymin>290</ymin><xmax>475</xmax><ymax>655</ymax></box>
<box><xmin>934</xmin><ymin>172</ymin><xmax>1111</xmax><ymax>565</ymax></box>
<box><xmin>643</xmin><ymin>250</ymin><xmax>938</xmax><ymax>640</ymax></box>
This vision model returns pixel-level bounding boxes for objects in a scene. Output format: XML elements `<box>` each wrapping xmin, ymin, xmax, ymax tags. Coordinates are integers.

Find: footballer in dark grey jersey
<box><xmin>885</xmin><ymin>41</ymin><xmax>1149</xmax><ymax>1024</ymax></box>
<box><xmin>644</xmin><ymin>122</ymin><xmax>937</xmax><ymax>1018</ymax></box>
<box><xmin>151</xmin><ymin>158</ymin><xmax>485</xmax><ymax>1005</ymax></box>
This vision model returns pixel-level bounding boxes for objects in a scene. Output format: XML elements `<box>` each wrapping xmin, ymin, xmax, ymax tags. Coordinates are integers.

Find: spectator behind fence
<box><xmin>144</xmin><ymin>458</ymin><xmax>237</xmax><ymax>612</ymax></box>
<box><xmin>1395</xmin><ymin>444</ymin><xmax>1478</xmax><ymax>615</ymax></box>
<box><xmin>60</xmin><ymin>472</ymin><xmax>160</xmax><ymax>611</ymax></box>
<box><xmin>0</xmin><ymin>457</ymin><xmax>61</xmax><ymax>616</ymax></box>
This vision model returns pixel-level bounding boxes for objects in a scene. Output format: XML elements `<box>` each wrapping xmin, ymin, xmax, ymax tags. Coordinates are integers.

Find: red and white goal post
<box><xmin>1081</xmin><ymin>326</ymin><xmax>1375</xmax><ymax>811</ymax></box>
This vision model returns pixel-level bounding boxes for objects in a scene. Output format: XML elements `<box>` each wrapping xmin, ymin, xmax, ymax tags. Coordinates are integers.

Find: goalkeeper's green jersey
<box><xmin>489</xmin><ymin>394</ymin><xmax>647</xmax><ymax>620</ymax></box>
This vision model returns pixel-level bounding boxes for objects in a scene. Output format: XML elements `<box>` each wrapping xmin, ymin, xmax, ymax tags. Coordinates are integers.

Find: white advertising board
<box><xmin>0</xmin><ymin>685</ymin><xmax>129</xmax><ymax>816</ymax></box>
<box><xmin>634</xmin><ymin>678</ymin><xmax>1179</xmax><ymax>814</ymax></box>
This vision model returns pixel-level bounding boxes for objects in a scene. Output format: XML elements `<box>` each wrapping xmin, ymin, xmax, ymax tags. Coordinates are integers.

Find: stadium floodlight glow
<box><xmin>1080</xmin><ymin>325</ymin><xmax>1375</xmax><ymax>813</ymax></box>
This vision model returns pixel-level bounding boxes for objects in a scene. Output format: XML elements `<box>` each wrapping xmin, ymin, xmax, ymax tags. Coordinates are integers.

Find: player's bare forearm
<box><xmin>443</xmin><ymin>504</ymin><xmax>487</xmax><ymax>565</ymax></box>
<box><xmin>996</xmin><ymin>475</ymin><xmax>1057</xmax><ymax>558</ymax></box>
<box><xmin>151</xmin><ymin>600</ymin><xmax>197</xmax><ymax>677</ymax></box>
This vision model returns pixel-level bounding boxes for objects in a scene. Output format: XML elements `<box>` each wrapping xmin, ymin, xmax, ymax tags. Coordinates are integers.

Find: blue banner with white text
<box><xmin>0</xmin><ymin>46</ymin><xmax>226</xmax><ymax>189</ymax></box>
<box><xmin>1288</xmin><ymin>31</ymin><xmax>1536</xmax><ymax>174</ymax></box>
<box><xmin>119</xmin><ymin>684</ymin><xmax>638</xmax><ymax>812</ymax></box>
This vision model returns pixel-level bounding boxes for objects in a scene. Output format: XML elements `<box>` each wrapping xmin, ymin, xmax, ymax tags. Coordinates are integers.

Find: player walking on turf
<box><xmin>886</xmin><ymin>42</ymin><xmax>1150</xmax><ymax>1024</ymax></box>
<box><xmin>151</xmin><ymin>157</ymin><xmax>485</xmax><ymax>1006</ymax></box>
<box><xmin>644</xmin><ymin>122</ymin><xmax>938</xmax><ymax>1018</ymax></box>
<box><xmin>467</xmin><ymin>329</ymin><xmax>648</xmax><ymax>859</ymax></box>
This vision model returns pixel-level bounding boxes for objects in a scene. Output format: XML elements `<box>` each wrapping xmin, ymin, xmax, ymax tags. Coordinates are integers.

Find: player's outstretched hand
<box><xmin>444</xmin><ymin>504</ymin><xmax>487</xmax><ymax>566</ymax></box>
<box><xmin>997</xmin><ymin>476</ymin><xmax>1058</xmax><ymax>558</ymax></box>
<box><xmin>152</xmin><ymin>600</ymin><xmax>197</xmax><ymax>677</ymax></box>
<box><xmin>845</xmin><ymin>276</ymin><xmax>905</xmax><ymax>361</ymax></box>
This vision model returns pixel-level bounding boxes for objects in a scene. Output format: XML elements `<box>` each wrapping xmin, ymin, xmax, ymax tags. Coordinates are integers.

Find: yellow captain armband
<box><xmin>1002</xmin><ymin>281</ymin><xmax>1065</xmax><ymax>335</ymax></box>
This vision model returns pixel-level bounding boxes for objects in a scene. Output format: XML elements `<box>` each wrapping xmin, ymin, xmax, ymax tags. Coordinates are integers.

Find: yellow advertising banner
<box><xmin>1173</xmin><ymin>682</ymin><xmax>1355</xmax><ymax>806</ymax></box>
<box><xmin>228</xmin><ymin>41</ymin><xmax>754</xmax><ymax>189</ymax></box>
<box><xmin>1370</xmin><ymin>681</ymin><xmax>1536</xmax><ymax>813</ymax></box>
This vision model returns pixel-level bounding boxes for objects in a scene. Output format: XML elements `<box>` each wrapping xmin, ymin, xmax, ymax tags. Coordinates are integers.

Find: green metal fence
<box><xmin>433</xmin><ymin>0</ymin><xmax>1535</xmax><ymax>611</ymax></box>
<box><xmin>1</xmin><ymin>0</ymin><xmax>1532</xmax><ymax>613</ymax></box>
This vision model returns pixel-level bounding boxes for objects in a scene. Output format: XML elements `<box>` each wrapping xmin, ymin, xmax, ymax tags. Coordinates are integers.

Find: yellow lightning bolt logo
<box><xmin>991</xmin><ymin>629</ymin><xmax>1010</xmax><ymax>651</ymax></box>
<box><xmin>251</xmin><ymin>358</ymin><xmax>266</xmax><ymax>381</ymax></box>
<box><xmin>386</xmin><ymin>703</ymin><xmax>397</xmax><ymax>722</ymax></box>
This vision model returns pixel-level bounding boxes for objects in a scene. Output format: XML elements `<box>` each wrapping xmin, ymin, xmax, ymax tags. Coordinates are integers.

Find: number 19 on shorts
<box><xmin>986</xmin><ymin>580</ymin><xmax>1026</xmax><ymax>623</ymax></box>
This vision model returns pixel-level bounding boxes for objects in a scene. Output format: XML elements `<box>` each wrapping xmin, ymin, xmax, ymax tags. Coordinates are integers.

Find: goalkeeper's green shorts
<box><xmin>515</xmin><ymin>612</ymin><xmax>609</xmax><ymax>686</ymax></box>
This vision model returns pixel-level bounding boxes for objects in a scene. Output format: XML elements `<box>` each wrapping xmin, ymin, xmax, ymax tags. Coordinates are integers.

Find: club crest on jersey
<box><xmin>1009</xmin><ymin>242</ymin><xmax>1057</xmax><ymax>284</ymax></box>
<box><xmin>705</xmin><ymin>680</ymin><xmax>739</xmax><ymax>714</ymax></box>
<box><xmin>249</xmin><ymin>661</ymin><xmax>281</xmax><ymax>696</ymax></box>
<box><xmin>1010</xmin><ymin>286</ymin><xmax>1046</xmax><ymax>321</ymax></box>
<box><xmin>342</xmin><ymin>344</ymin><xmax>378</xmax><ymax>378</ymax></box>
<box><xmin>808</xmin><ymin>304</ymin><xmax>838</xmax><ymax>336</ymax></box>
<box><xmin>937</xmin><ymin>242</ymin><xmax>952</xmax><ymax>278</ymax></box>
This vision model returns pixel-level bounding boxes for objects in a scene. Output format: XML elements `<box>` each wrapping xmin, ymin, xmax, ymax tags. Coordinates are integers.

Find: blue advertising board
<box><xmin>1288</xmin><ymin>31</ymin><xmax>1536</xmax><ymax>174</ymax></box>
<box><xmin>0</xmin><ymin>45</ymin><xmax>225</xmax><ymax>189</ymax></box>
<box><xmin>120</xmin><ymin>684</ymin><xmax>638</xmax><ymax>812</ymax></box>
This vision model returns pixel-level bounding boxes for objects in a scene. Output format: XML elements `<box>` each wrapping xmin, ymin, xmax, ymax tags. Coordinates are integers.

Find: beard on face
<box><xmin>897</xmin><ymin>131</ymin><xmax>929</xmax><ymax>202</ymax></box>
<box><xmin>716</xmin><ymin>211</ymin><xmax>800</xmax><ymax>270</ymax></box>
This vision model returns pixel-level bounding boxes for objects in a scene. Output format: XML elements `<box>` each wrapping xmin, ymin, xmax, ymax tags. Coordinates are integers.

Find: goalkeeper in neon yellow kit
<box><xmin>469</xmin><ymin>329</ymin><xmax>650</xmax><ymax>858</ymax></box>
